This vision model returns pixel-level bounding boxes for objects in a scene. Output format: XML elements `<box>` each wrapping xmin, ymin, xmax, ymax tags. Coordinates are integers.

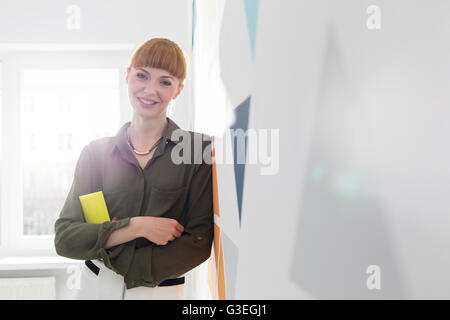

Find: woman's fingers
<box><xmin>166</xmin><ymin>218</ymin><xmax>184</xmax><ymax>236</ymax></box>
<box><xmin>173</xmin><ymin>220</ymin><xmax>184</xmax><ymax>233</ymax></box>
<box><xmin>141</xmin><ymin>217</ymin><xmax>185</xmax><ymax>244</ymax></box>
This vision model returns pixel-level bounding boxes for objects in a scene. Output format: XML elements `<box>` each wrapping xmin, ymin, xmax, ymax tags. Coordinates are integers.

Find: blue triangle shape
<box><xmin>243</xmin><ymin>0</ymin><xmax>259</xmax><ymax>62</ymax></box>
<box><xmin>230</xmin><ymin>96</ymin><xmax>251</xmax><ymax>227</ymax></box>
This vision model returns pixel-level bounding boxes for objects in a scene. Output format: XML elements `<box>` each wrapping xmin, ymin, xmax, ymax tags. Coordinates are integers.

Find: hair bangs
<box><xmin>129</xmin><ymin>39</ymin><xmax>186</xmax><ymax>82</ymax></box>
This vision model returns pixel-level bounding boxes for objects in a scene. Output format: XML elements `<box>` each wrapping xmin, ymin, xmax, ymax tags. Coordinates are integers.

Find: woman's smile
<box><xmin>137</xmin><ymin>97</ymin><xmax>159</xmax><ymax>107</ymax></box>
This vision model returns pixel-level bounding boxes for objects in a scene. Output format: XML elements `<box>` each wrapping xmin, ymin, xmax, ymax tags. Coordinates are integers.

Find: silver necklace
<box><xmin>126</xmin><ymin>128</ymin><xmax>163</xmax><ymax>156</ymax></box>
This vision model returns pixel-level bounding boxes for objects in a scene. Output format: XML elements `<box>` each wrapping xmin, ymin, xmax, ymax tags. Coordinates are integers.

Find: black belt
<box><xmin>84</xmin><ymin>260</ymin><xmax>185</xmax><ymax>287</ymax></box>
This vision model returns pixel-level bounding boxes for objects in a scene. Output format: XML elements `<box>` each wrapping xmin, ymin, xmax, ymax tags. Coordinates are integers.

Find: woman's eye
<box><xmin>161</xmin><ymin>80</ymin><xmax>172</xmax><ymax>86</ymax></box>
<box><xmin>136</xmin><ymin>72</ymin><xmax>147</xmax><ymax>79</ymax></box>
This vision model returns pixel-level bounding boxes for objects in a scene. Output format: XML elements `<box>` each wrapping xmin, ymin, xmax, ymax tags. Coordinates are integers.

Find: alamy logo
<box><xmin>66</xmin><ymin>265</ymin><xmax>81</xmax><ymax>290</ymax></box>
<box><xmin>170</xmin><ymin>128</ymin><xmax>279</xmax><ymax>176</ymax></box>
<box><xmin>366</xmin><ymin>5</ymin><xmax>381</xmax><ymax>30</ymax></box>
<box><xmin>66</xmin><ymin>5</ymin><xmax>81</xmax><ymax>30</ymax></box>
<box><xmin>366</xmin><ymin>265</ymin><xmax>381</xmax><ymax>290</ymax></box>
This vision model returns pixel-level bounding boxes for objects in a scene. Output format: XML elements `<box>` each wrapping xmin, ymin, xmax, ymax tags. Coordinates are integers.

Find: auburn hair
<box><xmin>127</xmin><ymin>38</ymin><xmax>186</xmax><ymax>84</ymax></box>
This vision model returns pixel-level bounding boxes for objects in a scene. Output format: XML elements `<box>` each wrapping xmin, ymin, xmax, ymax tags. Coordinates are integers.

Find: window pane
<box><xmin>21</xmin><ymin>69</ymin><xmax>120</xmax><ymax>235</ymax></box>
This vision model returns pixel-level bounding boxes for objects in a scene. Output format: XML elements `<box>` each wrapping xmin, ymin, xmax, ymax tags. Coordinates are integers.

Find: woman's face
<box><xmin>126</xmin><ymin>66</ymin><xmax>184</xmax><ymax>120</ymax></box>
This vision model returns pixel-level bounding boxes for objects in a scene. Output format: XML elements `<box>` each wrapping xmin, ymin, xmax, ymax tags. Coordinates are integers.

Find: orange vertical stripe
<box><xmin>213</xmin><ymin>223</ymin><xmax>220</xmax><ymax>263</ymax></box>
<box><xmin>212</xmin><ymin>137</ymin><xmax>220</xmax><ymax>217</ymax></box>
<box><xmin>209</xmin><ymin>137</ymin><xmax>226</xmax><ymax>300</ymax></box>
<box><xmin>218</xmin><ymin>236</ymin><xmax>226</xmax><ymax>300</ymax></box>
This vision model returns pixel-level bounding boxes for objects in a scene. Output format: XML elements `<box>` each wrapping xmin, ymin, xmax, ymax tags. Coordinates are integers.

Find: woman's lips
<box><xmin>138</xmin><ymin>97</ymin><xmax>159</xmax><ymax>107</ymax></box>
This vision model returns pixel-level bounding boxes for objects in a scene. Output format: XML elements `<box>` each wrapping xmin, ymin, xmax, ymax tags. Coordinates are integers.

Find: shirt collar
<box><xmin>162</xmin><ymin>117</ymin><xmax>183</xmax><ymax>146</ymax></box>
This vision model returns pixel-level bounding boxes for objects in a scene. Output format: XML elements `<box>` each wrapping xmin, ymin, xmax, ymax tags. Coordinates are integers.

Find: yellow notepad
<box><xmin>79</xmin><ymin>191</ymin><xmax>111</xmax><ymax>224</ymax></box>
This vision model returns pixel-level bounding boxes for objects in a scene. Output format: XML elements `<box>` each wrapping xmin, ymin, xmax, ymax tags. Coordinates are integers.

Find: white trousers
<box><xmin>75</xmin><ymin>259</ymin><xmax>184</xmax><ymax>300</ymax></box>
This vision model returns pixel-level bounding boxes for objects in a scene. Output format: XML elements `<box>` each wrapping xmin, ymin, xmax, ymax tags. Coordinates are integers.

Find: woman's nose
<box><xmin>143</xmin><ymin>80</ymin><xmax>157</xmax><ymax>94</ymax></box>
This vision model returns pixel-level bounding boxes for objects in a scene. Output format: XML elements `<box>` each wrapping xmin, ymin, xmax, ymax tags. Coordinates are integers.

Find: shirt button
<box><xmin>196</xmin><ymin>236</ymin><xmax>203</xmax><ymax>241</ymax></box>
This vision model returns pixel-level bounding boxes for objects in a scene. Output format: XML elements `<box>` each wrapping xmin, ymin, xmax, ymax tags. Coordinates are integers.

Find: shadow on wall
<box><xmin>290</xmin><ymin>27</ymin><xmax>407</xmax><ymax>299</ymax></box>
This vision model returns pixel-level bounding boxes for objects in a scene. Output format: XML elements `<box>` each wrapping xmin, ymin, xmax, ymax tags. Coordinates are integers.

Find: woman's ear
<box><xmin>173</xmin><ymin>83</ymin><xmax>184</xmax><ymax>99</ymax></box>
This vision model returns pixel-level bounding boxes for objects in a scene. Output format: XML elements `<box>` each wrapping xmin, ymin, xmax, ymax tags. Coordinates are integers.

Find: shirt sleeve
<box><xmin>54</xmin><ymin>144</ymin><xmax>131</xmax><ymax>263</ymax></box>
<box><xmin>123</xmin><ymin>152</ymin><xmax>214</xmax><ymax>286</ymax></box>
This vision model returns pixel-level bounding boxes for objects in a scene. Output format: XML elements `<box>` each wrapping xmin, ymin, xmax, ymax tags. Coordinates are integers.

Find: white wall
<box><xmin>194</xmin><ymin>0</ymin><xmax>450</xmax><ymax>299</ymax></box>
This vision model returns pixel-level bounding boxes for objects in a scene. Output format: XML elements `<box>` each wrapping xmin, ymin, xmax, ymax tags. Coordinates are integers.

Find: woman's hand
<box><xmin>134</xmin><ymin>216</ymin><xmax>184</xmax><ymax>245</ymax></box>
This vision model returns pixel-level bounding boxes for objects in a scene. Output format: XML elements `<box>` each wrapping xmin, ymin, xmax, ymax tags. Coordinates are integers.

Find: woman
<box><xmin>54</xmin><ymin>38</ymin><xmax>214</xmax><ymax>300</ymax></box>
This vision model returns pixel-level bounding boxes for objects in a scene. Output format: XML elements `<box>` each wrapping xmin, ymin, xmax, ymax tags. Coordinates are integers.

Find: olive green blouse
<box><xmin>54</xmin><ymin>117</ymin><xmax>213</xmax><ymax>289</ymax></box>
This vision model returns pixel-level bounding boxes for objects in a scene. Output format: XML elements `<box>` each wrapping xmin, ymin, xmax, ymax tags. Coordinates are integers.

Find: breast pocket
<box><xmin>103</xmin><ymin>189</ymin><xmax>134</xmax><ymax>220</ymax></box>
<box><xmin>146</xmin><ymin>186</ymin><xmax>186</xmax><ymax>220</ymax></box>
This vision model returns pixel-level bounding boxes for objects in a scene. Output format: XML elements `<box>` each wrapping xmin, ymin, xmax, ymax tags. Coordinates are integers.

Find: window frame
<box><xmin>0</xmin><ymin>44</ymin><xmax>134</xmax><ymax>257</ymax></box>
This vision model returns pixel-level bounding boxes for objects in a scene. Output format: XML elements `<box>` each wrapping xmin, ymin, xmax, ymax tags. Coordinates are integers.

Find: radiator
<box><xmin>0</xmin><ymin>277</ymin><xmax>56</xmax><ymax>300</ymax></box>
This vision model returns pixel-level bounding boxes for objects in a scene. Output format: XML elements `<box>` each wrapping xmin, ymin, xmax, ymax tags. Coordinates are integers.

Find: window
<box><xmin>21</xmin><ymin>69</ymin><xmax>120</xmax><ymax>235</ymax></box>
<box><xmin>0</xmin><ymin>48</ymin><xmax>132</xmax><ymax>256</ymax></box>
